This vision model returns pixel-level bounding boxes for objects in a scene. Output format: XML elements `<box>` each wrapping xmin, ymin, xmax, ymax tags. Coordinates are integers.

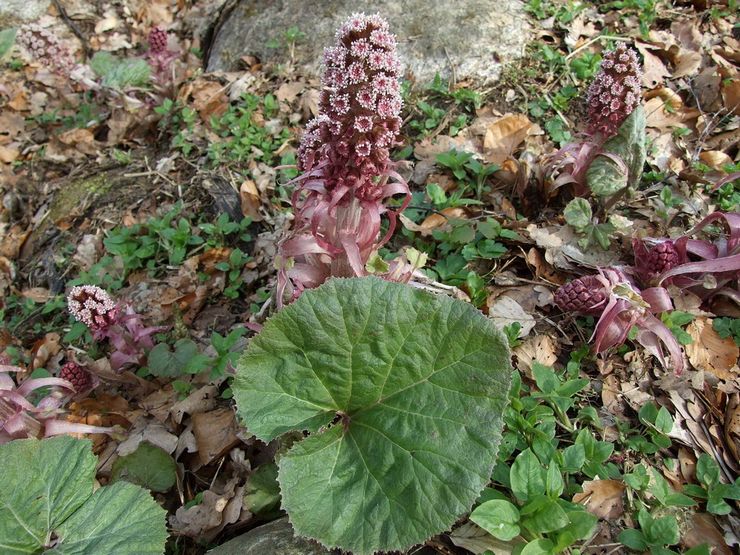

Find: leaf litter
<box><xmin>0</xmin><ymin>0</ymin><xmax>739</xmax><ymax>553</ymax></box>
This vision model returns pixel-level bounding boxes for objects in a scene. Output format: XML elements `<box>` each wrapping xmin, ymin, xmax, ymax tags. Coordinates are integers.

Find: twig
<box><xmin>52</xmin><ymin>0</ymin><xmax>92</xmax><ymax>60</ymax></box>
<box><xmin>565</xmin><ymin>34</ymin><xmax>632</xmax><ymax>61</ymax></box>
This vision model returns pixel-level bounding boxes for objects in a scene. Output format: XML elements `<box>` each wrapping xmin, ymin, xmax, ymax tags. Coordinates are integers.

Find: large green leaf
<box><xmin>586</xmin><ymin>106</ymin><xmax>646</xmax><ymax>197</ymax></box>
<box><xmin>234</xmin><ymin>276</ymin><xmax>512</xmax><ymax>554</ymax></box>
<box><xmin>0</xmin><ymin>436</ymin><xmax>167</xmax><ymax>554</ymax></box>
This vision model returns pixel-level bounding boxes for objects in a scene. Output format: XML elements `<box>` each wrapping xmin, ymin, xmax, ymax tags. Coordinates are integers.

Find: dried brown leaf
<box><xmin>483</xmin><ymin>113</ymin><xmax>533</xmax><ymax>166</ymax></box>
<box><xmin>192</xmin><ymin>408</ymin><xmax>241</xmax><ymax>467</ymax></box>
<box><xmin>573</xmin><ymin>479</ymin><xmax>625</xmax><ymax>520</ymax></box>
<box><xmin>239</xmin><ymin>179</ymin><xmax>263</xmax><ymax>221</ymax></box>
<box><xmin>685</xmin><ymin>318</ymin><xmax>739</xmax><ymax>380</ymax></box>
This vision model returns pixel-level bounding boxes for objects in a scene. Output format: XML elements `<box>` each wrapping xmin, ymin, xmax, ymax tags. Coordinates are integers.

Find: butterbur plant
<box><xmin>234</xmin><ymin>277</ymin><xmax>512</xmax><ymax>554</ymax></box>
<box><xmin>16</xmin><ymin>23</ymin><xmax>76</xmax><ymax>76</ymax></box>
<box><xmin>276</xmin><ymin>13</ymin><xmax>410</xmax><ymax>304</ymax></box>
<box><xmin>546</xmin><ymin>43</ymin><xmax>646</xmax><ymax>198</ymax></box>
<box><xmin>555</xmin><ymin>267</ymin><xmax>684</xmax><ymax>374</ymax></box>
<box><xmin>633</xmin><ymin>211</ymin><xmax>740</xmax><ymax>302</ymax></box>
<box><xmin>145</xmin><ymin>26</ymin><xmax>178</xmax><ymax>84</ymax></box>
<box><xmin>0</xmin><ymin>362</ymin><xmax>113</xmax><ymax>444</ymax></box>
<box><xmin>67</xmin><ymin>285</ymin><xmax>162</xmax><ymax>371</ymax></box>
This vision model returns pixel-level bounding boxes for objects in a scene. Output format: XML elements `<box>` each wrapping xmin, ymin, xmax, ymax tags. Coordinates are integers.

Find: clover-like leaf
<box><xmin>586</xmin><ymin>106</ymin><xmax>646</xmax><ymax>197</ymax></box>
<box><xmin>234</xmin><ymin>277</ymin><xmax>512</xmax><ymax>555</ymax></box>
<box><xmin>0</xmin><ymin>436</ymin><xmax>167</xmax><ymax>555</ymax></box>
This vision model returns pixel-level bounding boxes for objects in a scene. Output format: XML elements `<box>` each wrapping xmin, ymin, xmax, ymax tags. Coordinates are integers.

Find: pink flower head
<box><xmin>67</xmin><ymin>285</ymin><xmax>119</xmax><ymax>333</ymax></box>
<box><xmin>148</xmin><ymin>26</ymin><xmax>168</xmax><ymax>55</ymax></box>
<box><xmin>350</xmin><ymin>39</ymin><xmax>372</xmax><ymax>58</ymax></box>
<box><xmin>354</xmin><ymin>115</ymin><xmax>373</xmax><ymax>133</ymax></box>
<box><xmin>356</xmin><ymin>141</ymin><xmax>372</xmax><ymax>157</ymax></box>
<box><xmin>347</xmin><ymin>62</ymin><xmax>367</xmax><ymax>84</ymax></box>
<box><xmin>587</xmin><ymin>44</ymin><xmax>642</xmax><ymax>137</ymax></box>
<box><xmin>356</xmin><ymin>88</ymin><xmax>377</xmax><ymax>109</ymax></box>
<box><xmin>16</xmin><ymin>24</ymin><xmax>76</xmax><ymax>75</ymax></box>
<box><xmin>282</xmin><ymin>13</ymin><xmax>410</xmax><ymax>305</ymax></box>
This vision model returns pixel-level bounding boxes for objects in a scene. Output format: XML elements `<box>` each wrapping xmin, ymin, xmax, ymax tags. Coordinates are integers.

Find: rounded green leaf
<box><xmin>0</xmin><ymin>436</ymin><xmax>167</xmax><ymax>555</ymax></box>
<box><xmin>111</xmin><ymin>441</ymin><xmax>177</xmax><ymax>492</ymax></box>
<box><xmin>234</xmin><ymin>277</ymin><xmax>512</xmax><ymax>554</ymax></box>
<box><xmin>470</xmin><ymin>500</ymin><xmax>520</xmax><ymax>541</ymax></box>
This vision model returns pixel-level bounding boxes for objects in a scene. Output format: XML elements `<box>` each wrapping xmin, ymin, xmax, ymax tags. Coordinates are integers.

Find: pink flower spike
<box><xmin>281</xmin><ymin>13</ymin><xmax>410</xmax><ymax>305</ymax></box>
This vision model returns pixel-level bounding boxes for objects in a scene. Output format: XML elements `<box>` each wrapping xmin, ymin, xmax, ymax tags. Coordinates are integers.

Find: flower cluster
<box><xmin>632</xmin><ymin>211</ymin><xmax>740</xmax><ymax>293</ymax></box>
<box><xmin>586</xmin><ymin>43</ymin><xmax>642</xmax><ymax>138</ymax></box>
<box><xmin>632</xmin><ymin>240</ymin><xmax>680</xmax><ymax>285</ymax></box>
<box><xmin>277</xmin><ymin>13</ymin><xmax>410</xmax><ymax>304</ymax></box>
<box><xmin>68</xmin><ymin>285</ymin><xmax>119</xmax><ymax>336</ymax></box>
<box><xmin>16</xmin><ymin>23</ymin><xmax>76</xmax><ymax>75</ymax></box>
<box><xmin>543</xmin><ymin>44</ymin><xmax>643</xmax><ymax>196</ymax></box>
<box><xmin>59</xmin><ymin>361</ymin><xmax>97</xmax><ymax>396</ymax></box>
<box><xmin>554</xmin><ymin>275</ymin><xmax>608</xmax><ymax>315</ymax></box>
<box><xmin>1</xmin><ymin>363</ymin><xmax>113</xmax><ymax>444</ymax></box>
<box><xmin>148</xmin><ymin>27</ymin><xmax>169</xmax><ymax>54</ymax></box>
<box><xmin>68</xmin><ymin>286</ymin><xmax>163</xmax><ymax>372</ymax></box>
<box><xmin>145</xmin><ymin>26</ymin><xmax>177</xmax><ymax>82</ymax></box>
<box><xmin>555</xmin><ymin>268</ymin><xmax>684</xmax><ymax>375</ymax></box>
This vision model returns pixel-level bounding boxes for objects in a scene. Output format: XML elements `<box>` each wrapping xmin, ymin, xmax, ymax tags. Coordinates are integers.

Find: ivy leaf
<box><xmin>234</xmin><ymin>277</ymin><xmax>512</xmax><ymax>555</ymax></box>
<box><xmin>586</xmin><ymin>106</ymin><xmax>646</xmax><ymax>197</ymax></box>
<box><xmin>147</xmin><ymin>339</ymin><xmax>211</xmax><ymax>377</ymax></box>
<box><xmin>0</xmin><ymin>436</ymin><xmax>167</xmax><ymax>554</ymax></box>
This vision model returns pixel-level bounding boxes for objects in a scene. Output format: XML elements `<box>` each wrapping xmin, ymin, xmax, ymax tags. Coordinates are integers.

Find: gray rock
<box><xmin>208</xmin><ymin>517</ymin><xmax>333</xmax><ymax>555</ymax></box>
<box><xmin>0</xmin><ymin>0</ymin><xmax>50</xmax><ymax>27</ymax></box>
<box><xmin>207</xmin><ymin>0</ymin><xmax>530</xmax><ymax>84</ymax></box>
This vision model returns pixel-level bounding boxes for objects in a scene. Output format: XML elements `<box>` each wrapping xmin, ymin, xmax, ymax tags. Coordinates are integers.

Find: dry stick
<box><xmin>52</xmin><ymin>0</ymin><xmax>92</xmax><ymax>60</ymax></box>
<box><xmin>565</xmin><ymin>34</ymin><xmax>632</xmax><ymax>61</ymax></box>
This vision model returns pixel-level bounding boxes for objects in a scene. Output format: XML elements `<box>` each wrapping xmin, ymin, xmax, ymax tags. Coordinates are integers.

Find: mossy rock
<box><xmin>21</xmin><ymin>169</ymin><xmax>148</xmax><ymax>263</ymax></box>
<box><xmin>208</xmin><ymin>518</ymin><xmax>332</xmax><ymax>555</ymax></box>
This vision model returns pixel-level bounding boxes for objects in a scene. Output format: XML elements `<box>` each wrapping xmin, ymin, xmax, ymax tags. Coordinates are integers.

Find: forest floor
<box><xmin>0</xmin><ymin>0</ymin><xmax>739</xmax><ymax>554</ymax></box>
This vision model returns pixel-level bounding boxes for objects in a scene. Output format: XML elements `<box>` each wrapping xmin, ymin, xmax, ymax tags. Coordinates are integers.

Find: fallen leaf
<box><xmin>239</xmin><ymin>179</ymin><xmax>263</xmax><ymax>221</ymax></box>
<box><xmin>722</xmin><ymin>78</ymin><xmax>740</xmax><ymax>115</ymax></box>
<box><xmin>0</xmin><ymin>144</ymin><xmax>19</xmax><ymax>163</ymax></box>
<box><xmin>276</xmin><ymin>81</ymin><xmax>305</xmax><ymax>103</ymax></box>
<box><xmin>190</xmin><ymin>79</ymin><xmax>229</xmax><ymax>121</ymax></box>
<box><xmin>514</xmin><ymin>335</ymin><xmax>558</xmax><ymax>376</ymax></box>
<box><xmin>410</xmin><ymin>207</ymin><xmax>467</xmax><ymax>236</ymax></box>
<box><xmin>573</xmin><ymin>479</ymin><xmax>626</xmax><ymax>519</ymax></box>
<box><xmin>682</xmin><ymin>513</ymin><xmax>733</xmax><ymax>555</ymax></box>
<box><xmin>21</xmin><ymin>287</ymin><xmax>50</xmax><ymax>302</ymax></box>
<box><xmin>449</xmin><ymin>521</ymin><xmax>515</xmax><ymax>555</ymax></box>
<box><xmin>31</xmin><ymin>332</ymin><xmax>61</xmax><ymax>370</ymax></box>
<box><xmin>699</xmin><ymin>150</ymin><xmax>733</xmax><ymax>170</ymax></box>
<box><xmin>170</xmin><ymin>384</ymin><xmax>219</xmax><ymax>424</ymax></box>
<box><xmin>192</xmin><ymin>408</ymin><xmax>241</xmax><ymax>467</ymax></box>
<box><xmin>72</xmin><ymin>234</ymin><xmax>101</xmax><ymax>271</ymax></box>
<box><xmin>483</xmin><ymin>113</ymin><xmax>533</xmax><ymax>165</ymax></box>
<box><xmin>685</xmin><ymin>318</ymin><xmax>739</xmax><ymax>380</ymax></box>
<box><xmin>487</xmin><ymin>296</ymin><xmax>536</xmax><ymax>336</ymax></box>
<box><xmin>117</xmin><ymin>419</ymin><xmax>179</xmax><ymax>456</ymax></box>
<box><xmin>635</xmin><ymin>42</ymin><xmax>671</xmax><ymax>88</ymax></box>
